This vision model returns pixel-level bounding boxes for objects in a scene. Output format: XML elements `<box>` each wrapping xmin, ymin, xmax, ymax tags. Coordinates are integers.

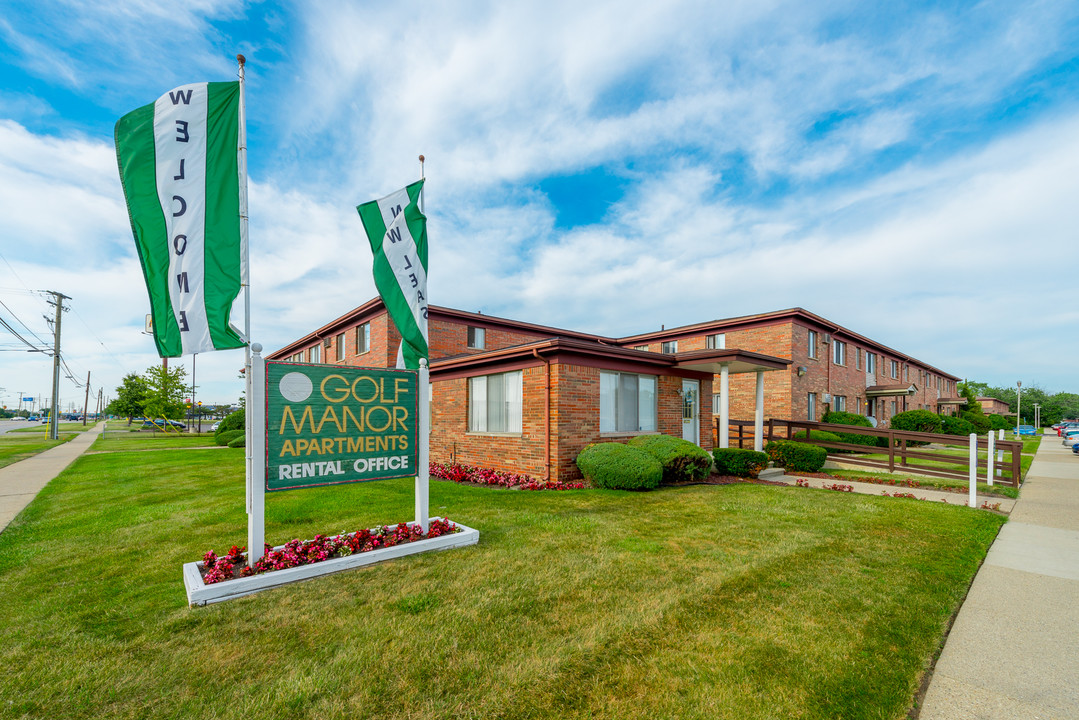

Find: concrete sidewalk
<box><xmin>0</xmin><ymin>422</ymin><xmax>104</xmax><ymax>532</ymax></box>
<box><xmin>918</xmin><ymin>435</ymin><xmax>1079</xmax><ymax>719</ymax></box>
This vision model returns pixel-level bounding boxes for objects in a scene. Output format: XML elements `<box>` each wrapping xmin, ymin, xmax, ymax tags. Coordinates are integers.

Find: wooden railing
<box><xmin>716</xmin><ymin>418</ymin><xmax>1023</xmax><ymax>487</ymax></box>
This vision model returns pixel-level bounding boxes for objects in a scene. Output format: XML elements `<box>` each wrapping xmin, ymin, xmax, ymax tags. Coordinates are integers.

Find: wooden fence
<box><xmin>716</xmin><ymin>418</ymin><xmax>1023</xmax><ymax>487</ymax></box>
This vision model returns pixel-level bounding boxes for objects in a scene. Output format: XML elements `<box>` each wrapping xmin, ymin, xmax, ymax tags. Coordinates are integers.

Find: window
<box><xmin>807</xmin><ymin>330</ymin><xmax>818</xmax><ymax>359</ymax></box>
<box><xmin>467</xmin><ymin>326</ymin><xmax>485</xmax><ymax>349</ymax></box>
<box><xmin>634</xmin><ymin>345</ymin><xmax>649</xmax><ymax>351</ymax></box>
<box><xmin>890</xmin><ymin>360</ymin><xmax>899</xmax><ymax>379</ymax></box>
<box><xmin>890</xmin><ymin>400</ymin><xmax>898</xmax><ymax>416</ymax></box>
<box><xmin>832</xmin><ymin>339</ymin><xmax>846</xmax><ymax>366</ymax></box>
<box><xmin>904</xmin><ymin>365</ymin><xmax>909</xmax><ymax>382</ymax></box>
<box><xmin>356</xmin><ymin>323</ymin><xmax>371</xmax><ymax>354</ymax></box>
<box><xmin>309</xmin><ymin>344</ymin><xmax>320</xmax><ymax>363</ymax></box>
<box><xmin>290</xmin><ymin>352</ymin><xmax>303</xmax><ymax>363</ymax></box>
<box><xmin>660</xmin><ymin>340</ymin><xmax>678</xmax><ymax>354</ymax></box>
<box><xmin>468</xmin><ymin>371</ymin><xmax>522</xmax><ymax>432</ymax></box>
<box><xmin>600</xmin><ymin>372</ymin><xmax>657</xmax><ymax>433</ymax></box>
<box><xmin>808</xmin><ymin>392</ymin><xmax>817</xmax><ymax>420</ymax></box>
<box><xmin>866</xmin><ymin>352</ymin><xmax>876</xmax><ymax>374</ymax></box>
<box><xmin>856</xmin><ymin>348</ymin><xmax>862</xmax><ymax>369</ymax></box>
<box><xmin>706</xmin><ymin>333</ymin><xmax>725</xmax><ymax>349</ymax></box>
<box><xmin>834</xmin><ymin>395</ymin><xmax>847</xmax><ymax>412</ymax></box>
<box><xmin>335</xmin><ymin>332</ymin><xmax>345</xmax><ymax>361</ymax></box>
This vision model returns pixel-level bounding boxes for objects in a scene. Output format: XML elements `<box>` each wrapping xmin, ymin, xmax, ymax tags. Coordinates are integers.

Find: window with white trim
<box><xmin>890</xmin><ymin>360</ymin><xmax>899</xmax><ymax>379</ymax></box>
<box><xmin>309</xmin><ymin>344</ymin><xmax>321</xmax><ymax>363</ymax></box>
<box><xmin>807</xmin><ymin>330</ymin><xmax>818</xmax><ymax>359</ymax></box>
<box><xmin>356</xmin><ymin>323</ymin><xmax>371</xmax><ymax>354</ymax></box>
<box><xmin>866</xmin><ymin>352</ymin><xmax>876</xmax><ymax>374</ymax></box>
<box><xmin>600</xmin><ymin>371</ymin><xmax>657</xmax><ymax>433</ymax></box>
<box><xmin>468</xmin><ymin>371</ymin><xmax>522</xmax><ymax>433</ymax></box>
<box><xmin>706</xmin><ymin>333</ymin><xmax>725</xmax><ymax>349</ymax></box>
<box><xmin>832</xmin><ymin>340</ymin><xmax>846</xmax><ymax>366</ymax></box>
<box><xmin>834</xmin><ymin>395</ymin><xmax>847</xmax><ymax>412</ymax></box>
<box><xmin>808</xmin><ymin>392</ymin><xmax>817</xmax><ymax>420</ymax></box>
<box><xmin>856</xmin><ymin>348</ymin><xmax>862</xmax><ymax>369</ymax></box>
<box><xmin>904</xmin><ymin>365</ymin><xmax>909</xmax><ymax>382</ymax></box>
<box><xmin>634</xmin><ymin>345</ymin><xmax>649</xmax><ymax>351</ymax></box>
<box><xmin>467</xmin><ymin>326</ymin><xmax>485</xmax><ymax>349</ymax></box>
<box><xmin>336</xmin><ymin>332</ymin><xmax>346</xmax><ymax>361</ymax></box>
<box><xmin>660</xmin><ymin>341</ymin><xmax>678</xmax><ymax>354</ymax></box>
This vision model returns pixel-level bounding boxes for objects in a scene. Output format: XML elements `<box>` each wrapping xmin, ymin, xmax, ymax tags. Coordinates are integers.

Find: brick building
<box><xmin>977</xmin><ymin>396</ymin><xmax>1011</xmax><ymax>415</ymax></box>
<box><xmin>268</xmin><ymin>299</ymin><xmax>960</xmax><ymax>480</ymax></box>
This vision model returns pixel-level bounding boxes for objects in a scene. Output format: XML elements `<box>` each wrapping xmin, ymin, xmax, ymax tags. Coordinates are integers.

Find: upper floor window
<box><xmin>832</xmin><ymin>340</ymin><xmax>846</xmax><ymax>366</ymax></box>
<box><xmin>807</xmin><ymin>330</ymin><xmax>818</xmax><ymax>359</ymax></box>
<box><xmin>856</xmin><ymin>348</ymin><xmax>862</xmax><ymax>369</ymax></box>
<box><xmin>356</xmin><ymin>323</ymin><xmax>371</xmax><ymax>354</ymax></box>
<box><xmin>309</xmin><ymin>344</ymin><xmax>321</xmax><ymax>363</ymax></box>
<box><xmin>866</xmin><ymin>352</ymin><xmax>876</xmax><ymax>374</ymax></box>
<box><xmin>660</xmin><ymin>340</ymin><xmax>678</xmax><ymax>354</ymax></box>
<box><xmin>468</xmin><ymin>371</ymin><xmax>522</xmax><ymax>433</ymax></box>
<box><xmin>600</xmin><ymin>371</ymin><xmax>657</xmax><ymax>433</ymax></box>
<box><xmin>335</xmin><ymin>332</ymin><xmax>346</xmax><ymax>361</ymax></box>
<box><xmin>706</xmin><ymin>333</ymin><xmax>725</xmax><ymax>350</ymax></box>
<box><xmin>467</xmin><ymin>326</ymin><xmax>486</xmax><ymax>349</ymax></box>
<box><xmin>634</xmin><ymin>345</ymin><xmax>649</xmax><ymax>351</ymax></box>
<box><xmin>890</xmin><ymin>360</ymin><xmax>899</xmax><ymax>379</ymax></box>
<box><xmin>904</xmin><ymin>365</ymin><xmax>909</xmax><ymax>382</ymax></box>
<box><xmin>808</xmin><ymin>392</ymin><xmax>817</xmax><ymax>420</ymax></box>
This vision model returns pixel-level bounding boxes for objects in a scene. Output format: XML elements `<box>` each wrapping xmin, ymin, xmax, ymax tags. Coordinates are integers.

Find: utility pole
<box><xmin>45</xmin><ymin>290</ymin><xmax>70</xmax><ymax>441</ymax></box>
<box><xmin>82</xmin><ymin>371</ymin><xmax>91</xmax><ymax>425</ymax></box>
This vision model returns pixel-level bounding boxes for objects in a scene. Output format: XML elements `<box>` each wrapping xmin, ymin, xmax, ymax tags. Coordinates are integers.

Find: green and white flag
<box><xmin>357</xmin><ymin>180</ymin><xmax>428</xmax><ymax>369</ymax></box>
<box><xmin>115</xmin><ymin>81</ymin><xmax>246</xmax><ymax>358</ymax></box>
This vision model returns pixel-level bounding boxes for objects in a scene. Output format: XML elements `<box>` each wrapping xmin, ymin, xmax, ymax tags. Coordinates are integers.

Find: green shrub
<box><xmin>214</xmin><ymin>409</ymin><xmax>244</xmax><ymax>439</ymax></box>
<box><xmin>215</xmin><ymin>429</ymin><xmax>244</xmax><ymax>447</ymax></box>
<box><xmin>940</xmin><ymin>415</ymin><xmax>976</xmax><ymax>436</ymax></box>
<box><xmin>764</xmin><ymin>440</ymin><xmax>827</xmax><ymax>473</ymax></box>
<box><xmin>821</xmin><ymin>410</ymin><xmax>881</xmax><ymax>448</ymax></box>
<box><xmin>988</xmin><ymin>414</ymin><xmax>1011</xmax><ymax>431</ymax></box>
<box><xmin>712</xmin><ymin>448</ymin><xmax>769</xmax><ymax>478</ymax></box>
<box><xmin>627</xmin><ymin>434</ymin><xmax>712</xmax><ymax>483</ymax></box>
<box><xmin>576</xmin><ymin>443</ymin><xmax>662</xmax><ymax>490</ymax></box>
<box><xmin>792</xmin><ymin>429</ymin><xmax>853</xmax><ymax>452</ymax></box>
<box><xmin>890</xmin><ymin>409</ymin><xmax>943</xmax><ymax>435</ymax></box>
<box><xmin>962</xmin><ymin>410</ymin><xmax>992</xmax><ymax>434</ymax></box>
<box><xmin>227</xmin><ymin>435</ymin><xmax>246</xmax><ymax>448</ymax></box>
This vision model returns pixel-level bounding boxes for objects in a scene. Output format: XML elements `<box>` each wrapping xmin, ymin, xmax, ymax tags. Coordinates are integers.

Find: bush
<box><xmin>961</xmin><ymin>409</ymin><xmax>992</xmax><ymax>434</ymax></box>
<box><xmin>988</xmin><ymin>414</ymin><xmax>1011</xmax><ymax>431</ymax></box>
<box><xmin>764</xmin><ymin>440</ymin><xmax>827</xmax><ymax>473</ymax></box>
<box><xmin>940</xmin><ymin>414</ymin><xmax>976</xmax><ymax>436</ymax></box>
<box><xmin>792</xmin><ymin>429</ymin><xmax>849</xmax><ymax>452</ymax></box>
<box><xmin>627</xmin><ymin>434</ymin><xmax>712</xmax><ymax>483</ymax></box>
<box><xmin>214</xmin><ymin>409</ymin><xmax>244</xmax><ymax>439</ymax></box>
<box><xmin>890</xmin><ymin>409</ymin><xmax>943</xmax><ymax>435</ymax></box>
<box><xmin>216</xmin><ymin>429</ymin><xmax>244</xmax><ymax>447</ymax></box>
<box><xmin>712</xmin><ymin>448</ymin><xmax>769</xmax><ymax>478</ymax></box>
<box><xmin>820</xmin><ymin>410</ymin><xmax>881</xmax><ymax>449</ymax></box>
<box><xmin>227</xmin><ymin>435</ymin><xmax>246</xmax><ymax>448</ymax></box>
<box><xmin>576</xmin><ymin>443</ymin><xmax>662</xmax><ymax>490</ymax></box>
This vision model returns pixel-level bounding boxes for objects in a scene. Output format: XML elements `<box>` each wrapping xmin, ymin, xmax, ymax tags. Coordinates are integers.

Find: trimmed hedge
<box><xmin>960</xmin><ymin>410</ymin><xmax>991</xmax><ymax>434</ymax></box>
<box><xmin>988</xmin><ymin>414</ymin><xmax>1011</xmax><ymax>430</ymax></box>
<box><xmin>820</xmin><ymin>411</ymin><xmax>881</xmax><ymax>448</ymax></box>
<box><xmin>576</xmin><ymin>443</ymin><xmax>662</xmax><ymax>491</ymax></box>
<box><xmin>764</xmin><ymin>440</ymin><xmax>827</xmax><ymax>473</ymax></box>
<box><xmin>890</xmin><ymin>409</ymin><xmax>942</xmax><ymax>435</ymax></box>
<box><xmin>215</xmin><ymin>429</ymin><xmax>245</xmax><ymax>447</ymax></box>
<box><xmin>227</xmin><ymin>435</ymin><xmax>246</xmax><ymax>448</ymax></box>
<box><xmin>214</xmin><ymin>409</ymin><xmax>244</xmax><ymax>440</ymax></box>
<box><xmin>627</xmin><ymin>434</ymin><xmax>712</xmax><ymax>483</ymax></box>
<box><xmin>940</xmin><ymin>415</ymin><xmax>976</xmax><ymax>436</ymax></box>
<box><xmin>793</xmin><ymin>429</ymin><xmax>847</xmax><ymax>451</ymax></box>
<box><xmin>712</xmin><ymin>448</ymin><xmax>769</xmax><ymax>478</ymax></box>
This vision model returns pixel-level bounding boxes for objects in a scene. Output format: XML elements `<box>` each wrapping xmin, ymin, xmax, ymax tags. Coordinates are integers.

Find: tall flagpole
<box><xmin>237</xmin><ymin>54</ymin><xmax>264</xmax><ymax>566</ymax></box>
<box><xmin>416</xmin><ymin>154</ymin><xmax>429</xmax><ymax>533</ymax></box>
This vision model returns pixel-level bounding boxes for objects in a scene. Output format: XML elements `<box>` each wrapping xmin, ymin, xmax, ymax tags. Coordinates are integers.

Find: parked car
<box><xmin>1015</xmin><ymin>425</ymin><xmax>1037</xmax><ymax>436</ymax></box>
<box><xmin>142</xmin><ymin>419</ymin><xmax>186</xmax><ymax>430</ymax></box>
<box><xmin>1072</xmin><ymin>443</ymin><xmax>1079</xmax><ymax>455</ymax></box>
<box><xmin>210</xmin><ymin>421</ymin><xmax>221</xmax><ymax>432</ymax></box>
<box><xmin>1058</xmin><ymin>422</ymin><xmax>1079</xmax><ymax>436</ymax></box>
<box><xmin>1062</xmin><ymin>429</ymin><xmax>1079</xmax><ymax>447</ymax></box>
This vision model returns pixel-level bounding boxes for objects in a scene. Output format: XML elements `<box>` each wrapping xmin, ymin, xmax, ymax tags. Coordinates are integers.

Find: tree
<box><xmin>107</xmin><ymin>372</ymin><xmax>149</xmax><ymax>425</ymax></box>
<box><xmin>142</xmin><ymin>364</ymin><xmax>189</xmax><ymax>422</ymax></box>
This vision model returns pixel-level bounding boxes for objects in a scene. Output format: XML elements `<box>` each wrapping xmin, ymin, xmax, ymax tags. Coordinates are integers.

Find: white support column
<box><xmin>416</xmin><ymin>359</ymin><xmax>430</xmax><ymax>533</ymax></box>
<box><xmin>753</xmin><ymin>370</ymin><xmax>765</xmax><ymax>452</ymax></box>
<box><xmin>996</xmin><ymin>428</ymin><xmax>1004</xmax><ymax>477</ymax></box>
<box><xmin>719</xmin><ymin>363</ymin><xmax>730</xmax><ymax>449</ymax></box>
<box><xmin>247</xmin><ymin>345</ymin><xmax>266</xmax><ymax>566</ymax></box>
<box><xmin>986</xmin><ymin>430</ymin><xmax>995</xmax><ymax>487</ymax></box>
<box><xmin>968</xmin><ymin>433</ymin><xmax>978</xmax><ymax>509</ymax></box>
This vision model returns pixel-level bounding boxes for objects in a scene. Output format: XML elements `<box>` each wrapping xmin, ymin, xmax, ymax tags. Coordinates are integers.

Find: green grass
<box><xmin>0</xmin><ymin>448</ymin><xmax>1005</xmax><ymax>719</ymax></box>
<box><xmin>827</xmin><ymin>468</ymin><xmax>1020</xmax><ymax>499</ymax></box>
<box><xmin>7</xmin><ymin>422</ymin><xmax>91</xmax><ymax>434</ymax></box>
<box><xmin>91</xmin><ymin>425</ymin><xmax>220</xmax><ymax>453</ymax></box>
<box><xmin>0</xmin><ymin>433</ymin><xmax>75</xmax><ymax>468</ymax></box>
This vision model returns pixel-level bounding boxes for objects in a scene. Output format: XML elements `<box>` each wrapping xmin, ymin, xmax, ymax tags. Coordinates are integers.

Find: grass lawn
<box><xmin>842</xmin><ymin>444</ymin><xmax>1033</xmax><ymax>482</ymax></box>
<box><xmin>7</xmin><ymin>422</ymin><xmax>92</xmax><ymax>435</ymax></box>
<box><xmin>0</xmin><ymin>449</ymin><xmax>1004</xmax><ymax>720</ymax></box>
<box><xmin>0</xmin><ymin>433</ymin><xmax>75</xmax><ymax>469</ymax></box>
<box><xmin>826</xmin><ymin>468</ymin><xmax>1020</xmax><ymax>499</ymax></box>
<box><xmin>92</xmin><ymin>423</ymin><xmax>220</xmax><ymax>452</ymax></box>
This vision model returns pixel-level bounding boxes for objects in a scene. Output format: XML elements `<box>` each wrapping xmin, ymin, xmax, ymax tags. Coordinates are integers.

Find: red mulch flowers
<box><xmin>200</xmin><ymin>519</ymin><xmax>461</xmax><ymax>585</ymax></box>
<box><xmin>429</xmin><ymin>462</ymin><xmax>585</xmax><ymax>490</ymax></box>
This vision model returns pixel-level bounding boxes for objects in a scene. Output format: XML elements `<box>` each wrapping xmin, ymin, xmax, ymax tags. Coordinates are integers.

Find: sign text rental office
<box><xmin>266</xmin><ymin>363</ymin><xmax>417</xmax><ymax>491</ymax></box>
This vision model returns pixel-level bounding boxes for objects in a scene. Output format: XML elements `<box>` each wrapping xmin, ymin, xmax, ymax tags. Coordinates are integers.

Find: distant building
<box><xmin>977</xmin><ymin>396</ymin><xmax>1011</xmax><ymax>415</ymax></box>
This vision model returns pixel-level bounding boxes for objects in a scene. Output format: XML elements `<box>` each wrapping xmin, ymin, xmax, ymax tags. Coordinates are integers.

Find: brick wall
<box><xmin>428</xmin><ymin>319</ymin><xmax>551</xmax><ymax>359</ymax></box>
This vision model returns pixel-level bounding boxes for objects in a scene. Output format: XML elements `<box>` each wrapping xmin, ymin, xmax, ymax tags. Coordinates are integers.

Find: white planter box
<box><xmin>183</xmin><ymin>518</ymin><xmax>479</xmax><ymax>606</ymax></box>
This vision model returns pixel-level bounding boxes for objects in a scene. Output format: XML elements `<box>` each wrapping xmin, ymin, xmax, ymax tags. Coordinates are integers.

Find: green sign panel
<box><xmin>265</xmin><ymin>361</ymin><xmax>418</xmax><ymax>491</ymax></box>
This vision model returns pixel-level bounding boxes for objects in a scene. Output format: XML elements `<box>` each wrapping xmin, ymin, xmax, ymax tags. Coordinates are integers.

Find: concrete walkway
<box><xmin>918</xmin><ymin>435</ymin><xmax>1079</xmax><ymax>719</ymax></box>
<box><xmin>0</xmin><ymin>422</ymin><xmax>104</xmax><ymax>532</ymax></box>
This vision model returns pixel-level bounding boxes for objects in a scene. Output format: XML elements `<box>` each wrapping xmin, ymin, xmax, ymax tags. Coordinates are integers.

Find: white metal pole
<box><xmin>968</xmin><ymin>433</ymin><xmax>977</xmax><ymax>508</ymax></box>
<box><xmin>719</xmin><ymin>363</ymin><xmax>730</xmax><ymax>449</ymax></box>
<box><xmin>986</xmin><ymin>430</ymin><xmax>995</xmax><ymax>487</ymax></box>
<box><xmin>417</xmin><ymin>359</ymin><xmax>430</xmax><ymax>533</ymax></box>
<box><xmin>237</xmin><ymin>53</ymin><xmax>254</xmax><ymax>522</ymax></box>
<box><xmin>996</xmin><ymin>428</ymin><xmax>1004</xmax><ymax>477</ymax></box>
<box><xmin>1015</xmin><ymin>381</ymin><xmax>1021</xmax><ymax>437</ymax></box>
<box><xmin>753</xmin><ymin>370</ymin><xmax>764</xmax><ymax>452</ymax></box>
<box><xmin>248</xmin><ymin>344</ymin><xmax>266</xmax><ymax>566</ymax></box>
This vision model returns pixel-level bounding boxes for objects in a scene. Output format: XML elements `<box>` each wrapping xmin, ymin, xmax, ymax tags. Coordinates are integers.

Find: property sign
<box><xmin>265</xmin><ymin>362</ymin><xmax>417</xmax><ymax>491</ymax></box>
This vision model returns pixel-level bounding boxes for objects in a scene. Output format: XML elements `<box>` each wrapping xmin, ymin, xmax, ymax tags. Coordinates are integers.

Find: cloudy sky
<box><xmin>1</xmin><ymin>0</ymin><xmax>1077</xmax><ymax>411</ymax></box>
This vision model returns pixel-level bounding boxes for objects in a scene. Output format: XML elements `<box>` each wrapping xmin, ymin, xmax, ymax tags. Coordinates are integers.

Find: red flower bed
<box><xmin>200</xmin><ymin>518</ymin><xmax>460</xmax><ymax>585</ymax></box>
<box><xmin>429</xmin><ymin>462</ymin><xmax>585</xmax><ymax>490</ymax></box>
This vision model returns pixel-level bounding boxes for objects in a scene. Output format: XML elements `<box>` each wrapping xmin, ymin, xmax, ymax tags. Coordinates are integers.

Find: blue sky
<box><xmin>1</xmin><ymin>0</ymin><xmax>1077</xmax><ymax>409</ymax></box>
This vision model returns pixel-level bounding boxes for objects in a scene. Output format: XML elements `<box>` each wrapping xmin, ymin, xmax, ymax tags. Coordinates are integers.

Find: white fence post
<box><xmin>968</xmin><ymin>433</ymin><xmax>978</xmax><ymax>508</ymax></box>
<box><xmin>986</xmin><ymin>430</ymin><xmax>995</xmax><ymax>487</ymax></box>
<box><xmin>996</xmin><ymin>428</ymin><xmax>1004</xmax><ymax>477</ymax></box>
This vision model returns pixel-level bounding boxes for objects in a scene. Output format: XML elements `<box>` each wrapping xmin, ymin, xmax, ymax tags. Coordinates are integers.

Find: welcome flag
<box><xmin>115</xmin><ymin>81</ymin><xmax>246</xmax><ymax>358</ymax></box>
<box><xmin>357</xmin><ymin>180</ymin><xmax>428</xmax><ymax>369</ymax></box>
